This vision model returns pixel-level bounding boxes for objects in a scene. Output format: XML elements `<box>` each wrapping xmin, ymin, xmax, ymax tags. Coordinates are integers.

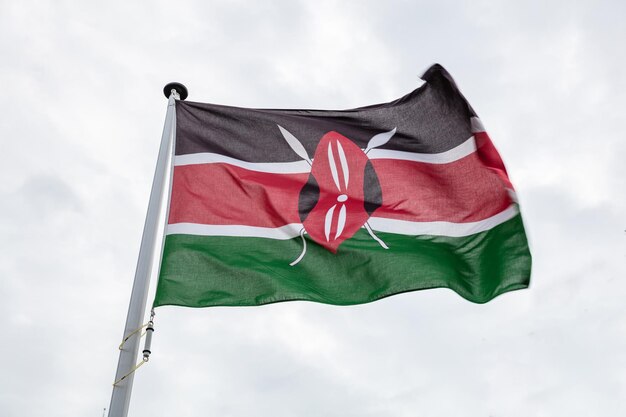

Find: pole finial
<box><xmin>163</xmin><ymin>82</ymin><xmax>188</xmax><ymax>100</ymax></box>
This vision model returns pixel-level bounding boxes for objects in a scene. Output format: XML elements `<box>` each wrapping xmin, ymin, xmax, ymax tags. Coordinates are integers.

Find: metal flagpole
<box><xmin>108</xmin><ymin>82</ymin><xmax>188</xmax><ymax>417</ymax></box>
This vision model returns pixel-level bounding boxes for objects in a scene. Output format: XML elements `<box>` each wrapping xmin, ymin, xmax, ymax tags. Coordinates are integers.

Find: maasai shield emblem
<box><xmin>278</xmin><ymin>125</ymin><xmax>396</xmax><ymax>265</ymax></box>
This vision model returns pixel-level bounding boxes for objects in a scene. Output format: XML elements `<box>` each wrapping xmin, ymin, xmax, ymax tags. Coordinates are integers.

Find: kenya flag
<box><xmin>153</xmin><ymin>64</ymin><xmax>531</xmax><ymax>307</ymax></box>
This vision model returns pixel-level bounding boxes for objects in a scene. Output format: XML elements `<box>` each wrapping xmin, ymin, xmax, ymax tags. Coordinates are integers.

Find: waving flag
<box><xmin>153</xmin><ymin>64</ymin><xmax>531</xmax><ymax>307</ymax></box>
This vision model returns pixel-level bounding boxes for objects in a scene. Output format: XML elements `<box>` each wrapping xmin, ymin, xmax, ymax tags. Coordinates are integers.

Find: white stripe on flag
<box><xmin>368</xmin><ymin>205</ymin><xmax>519</xmax><ymax>238</ymax></box>
<box><xmin>174</xmin><ymin>153</ymin><xmax>311</xmax><ymax>173</ymax></box>
<box><xmin>367</xmin><ymin>135</ymin><xmax>476</xmax><ymax>164</ymax></box>
<box><xmin>173</xmin><ymin>135</ymin><xmax>478</xmax><ymax>172</ymax></box>
<box><xmin>166</xmin><ymin>206</ymin><xmax>518</xmax><ymax>240</ymax></box>
<box><xmin>470</xmin><ymin>117</ymin><xmax>485</xmax><ymax>133</ymax></box>
<box><xmin>166</xmin><ymin>223</ymin><xmax>304</xmax><ymax>239</ymax></box>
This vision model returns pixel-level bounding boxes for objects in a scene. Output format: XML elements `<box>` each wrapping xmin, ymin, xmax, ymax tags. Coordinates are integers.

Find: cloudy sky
<box><xmin>1</xmin><ymin>0</ymin><xmax>625</xmax><ymax>416</ymax></box>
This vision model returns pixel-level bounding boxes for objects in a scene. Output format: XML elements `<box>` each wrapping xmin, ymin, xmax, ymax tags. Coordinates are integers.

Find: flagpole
<box><xmin>108</xmin><ymin>83</ymin><xmax>187</xmax><ymax>417</ymax></box>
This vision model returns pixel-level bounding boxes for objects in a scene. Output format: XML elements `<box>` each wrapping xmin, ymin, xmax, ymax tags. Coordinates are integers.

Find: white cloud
<box><xmin>0</xmin><ymin>1</ymin><xmax>624</xmax><ymax>416</ymax></box>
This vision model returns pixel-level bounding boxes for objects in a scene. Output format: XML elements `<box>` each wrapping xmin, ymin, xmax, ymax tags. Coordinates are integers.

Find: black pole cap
<box><xmin>163</xmin><ymin>82</ymin><xmax>188</xmax><ymax>100</ymax></box>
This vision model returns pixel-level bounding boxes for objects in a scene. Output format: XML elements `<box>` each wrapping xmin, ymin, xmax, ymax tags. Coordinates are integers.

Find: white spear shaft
<box><xmin>107</xmin><ymin>87</ymin><xmax>180</xmax><ymax>417</ymax></box>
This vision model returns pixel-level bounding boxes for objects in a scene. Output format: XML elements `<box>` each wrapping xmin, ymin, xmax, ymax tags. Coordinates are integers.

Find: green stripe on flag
<box><xmin>154</xmin><ymin>214</ymin><xmax>531</xmax><ymax>307</ymax></box>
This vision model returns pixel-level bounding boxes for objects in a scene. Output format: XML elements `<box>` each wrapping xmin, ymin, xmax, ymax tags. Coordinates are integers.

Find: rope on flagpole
<box><xmin>112</xmin><ymin>357</ymin><xmax>148</xmax><ymax>386</ymax></box>
<box><xmin>118</xmin><ymin>323</ymin><xmax>149</xmax><ymax>350</ymax></box>
<box><xmin>113</xmin><ymin>309</ymin><xmax>156</xmax><ymax>386</ymax></box>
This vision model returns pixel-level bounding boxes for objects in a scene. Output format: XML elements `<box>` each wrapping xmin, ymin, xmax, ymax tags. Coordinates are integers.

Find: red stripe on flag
<box><xmin>474</xmin><ymin>131</ymin><xmax>514</xmax><ymax>189</ymax></box>
<box><xmin>168</xmin><ymin>154</ymin><xmax>512</xmax><ymax>228</ymax></box>
<box><xmin>371</xmin><ymin>153</ymin><xmax>511</xmax><ymax>222</ymax></box>
<box><xmin>168</xmin><ymin>164</ymin><xmax>308</xmax><ymax>227</ymax></box>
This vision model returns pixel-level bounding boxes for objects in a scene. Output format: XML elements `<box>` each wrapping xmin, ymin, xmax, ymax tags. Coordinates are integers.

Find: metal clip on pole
<box><xmin>142</xmin><ymin>310</ymin><xmax>155</xmax><ymax>361</ymax></box>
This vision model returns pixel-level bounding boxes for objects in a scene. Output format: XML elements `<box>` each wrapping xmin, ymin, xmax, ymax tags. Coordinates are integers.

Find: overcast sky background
<box><xmin>1</xmin><ymin>0</ymin><xmax>625</xmax><ymax>416</ymax></box>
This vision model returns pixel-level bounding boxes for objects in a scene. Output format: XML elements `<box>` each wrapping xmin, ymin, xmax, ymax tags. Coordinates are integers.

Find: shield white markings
<box><xmin>326</xmin><ymin>139</ymin><xmax>350</xmax><ymax>240</ymax></box>
<box><xmin>327</xmin><ymin>141</ymin><xmax>341</xmax><ymax>191</ymax></box>
<box><xmin>364</xmin><ymin>127</ymin><xmax>396</xmax><ymax>154</ymax></box>
<box><xmin>335</xmin><ymin>204</ymin><xmax>347</xmax><ymax>239</ymax></box>
<box><xmin>336</xmin><ymin>141</ymin><xmax>349</xmax><ymax>189</ymax></box>
<box><xmin>325</xmin><ymin>204</ymin><xmax>337</xmax><ymax>241</ymax></box>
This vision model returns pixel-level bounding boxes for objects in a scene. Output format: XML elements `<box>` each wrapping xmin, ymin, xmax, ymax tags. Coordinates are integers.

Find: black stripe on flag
<box><xmin>175</xmin><ymin>64</ymin><xmax>475</xmax><ymax>162</ymax></box>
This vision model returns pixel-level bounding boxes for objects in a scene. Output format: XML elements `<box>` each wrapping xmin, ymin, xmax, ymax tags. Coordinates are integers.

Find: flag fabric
<box><xmin>153</xmin><ymin>64</ymin><xmax>531</xmax><ymax>308</ymax></box>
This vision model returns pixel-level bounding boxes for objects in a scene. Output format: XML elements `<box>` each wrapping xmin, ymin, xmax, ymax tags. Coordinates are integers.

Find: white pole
<box><xmin>108</xmin><ymin>87</ymin><xmax>181</xmax><ymax>417</ymax></box>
